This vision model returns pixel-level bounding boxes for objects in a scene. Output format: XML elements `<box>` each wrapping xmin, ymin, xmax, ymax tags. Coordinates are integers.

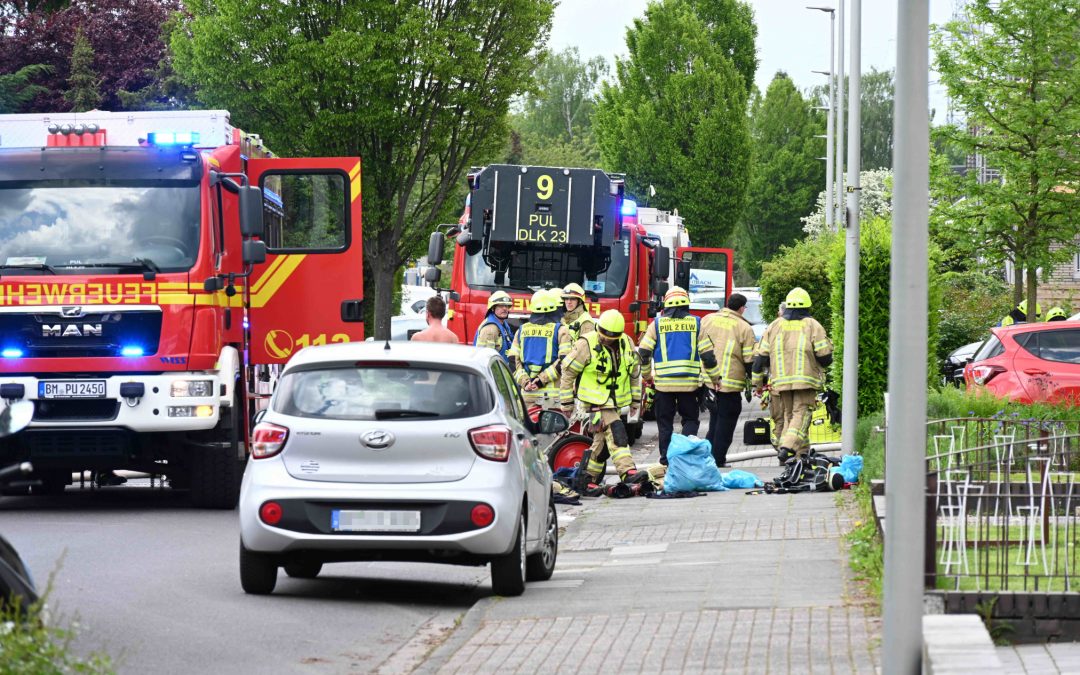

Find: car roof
<box><xmin>283</xmin><ymin>341</ymin><xmax>499</xmax><ymax>372</ymax></box>
<box><xmin>993</xmin><ymin>320</ymin><xmax>1080</xmax><ymax>338</ymax></box>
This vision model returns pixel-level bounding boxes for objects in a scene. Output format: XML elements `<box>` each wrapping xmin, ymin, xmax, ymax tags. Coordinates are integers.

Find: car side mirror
<box><xmin>538</xmin><ymin>409</ymin><xmax>569</xmax><ymax>435</ymax></box>
<box><xmin>242</xmin><ymin>239</ymin><xmax>267</xmax><ymax>265</ymax></box>
<box><xmin>428</xmin><ymin>231</ymin><xmax>445</xmax><ymax>265</ymax></box>
<box><xmin>239</xmin><ymin>186</ymin><xmax>265</xmax><ymax>238</ymax></box>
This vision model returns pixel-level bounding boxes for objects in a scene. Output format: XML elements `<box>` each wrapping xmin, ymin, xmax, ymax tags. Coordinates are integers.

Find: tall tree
<box><xmin>172</xmin><ymin>0</ymin><xmax>555</xmax><ymax>339</ymax></box>
<box><xmin>0</xmin><ymin>64</ymin><xmax>50</xmax><ymax>113</ymax></box>
<box><xmin>518</xmin><ymin>47</ymin><xmax>607</xmax><ymax>142</ymax></box>
<box><xmin>859</xmin><ymin>67</ymin><xmax>894</xmax><ymax>170</ymax></box>
<box><xmin>63</xmin><ymin>28</ymin><xmax>100</xmax><ymax>111</ymax></box>
<box><xmin>594</xmin><ymin>0</ymin><xmax>756</xmax><ymax>246</ymax></box>
<box><xmin>735</xmin><ymin>72</ymin><xmax>824</xmax><ymax>281</ymax></box>
<box><xmin>0</xmin><ymin>0</ymin><xmax>184</xmax><ymax>112</ymax></box>
<box><xmin>932</xmin><ymin>0</ymin><xmax>1080</xmax><ymax>312</ymax></box>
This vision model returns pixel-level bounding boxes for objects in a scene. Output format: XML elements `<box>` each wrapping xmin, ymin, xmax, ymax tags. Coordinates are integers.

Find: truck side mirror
<box><xmin>428</xmin><ymin>232</ymin><xmax>445</xmax><ymax>265</ymax></box>
<box><xmin>654</xmin><ymin>246</ymin><xmax>670</xmax><ymax>280</ymax></box>
<box><xmin>239</xmin><ymin>186</ymin><xmax>265</xmax><ymax>238</ymax></box>
<box><xmin>242</xmin><ymin>239</ymin><xmax>267</xmax><ymax>265</ymax></box>
<box><xmin>425</xmin><ymin>267</ymin><xmax>442</xmax><ymax>285</ymax></box>
<box><xmin>656</xmin><ymin>281</ymin><xmax>669</xmax><ymax>298</ymax></box>
<box><xmin>675</xmin><ymin>261</ymin><xmax>690</xmax><ymax>290</ymax></box>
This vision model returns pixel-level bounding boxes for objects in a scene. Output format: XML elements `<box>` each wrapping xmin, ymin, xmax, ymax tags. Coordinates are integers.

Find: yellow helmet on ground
<box><xmin>1018</xmin><ymin>300</ymin><xmax>1042</xmax><ymax>319</ymax></box>
<box><xmin>562</xmin><ymin>283</ymin><xmax>587</xmax><ymax>302</ymax></box>
<box><xmin>663</xmin><ymin>286</ymin><xmax>690</xmax><ymax>308</ymax></box>
<box><xmin>1046</xmin><ymin>307</ymin><xmax>1067</xmax><ymax>321</ymax></box>
<box><xmin>529</xmin><ymin>289</ymin><xmax>560</xmax><ymax>313</ymax></box>
<box><xmin>487</xmin><ymin>291</ymin><xmax>513</xmax><ymax>311</ymax></box>
<box><xmin>597</xmin><ymin>309</ymin><xmax>625</xmax><ymax>336</ymax></box>
<box><xmin>785</xmin><ymin>287</ymin><xmax>812</xmax><ymax>309</ymax></box>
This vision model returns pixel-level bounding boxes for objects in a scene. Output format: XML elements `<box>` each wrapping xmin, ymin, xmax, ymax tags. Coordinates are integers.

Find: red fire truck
<box><xmin>0</xmin><ymin>110</ymin><xmax>365</xmax><ymax>507</ymax></box>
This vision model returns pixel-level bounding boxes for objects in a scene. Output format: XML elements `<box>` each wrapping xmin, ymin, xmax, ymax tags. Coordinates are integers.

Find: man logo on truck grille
<box><xmin>42</xmin><ymin>324</ymin><xmax>102</xmax><ymax>337</ymax></box>
<box><xmin>60</xmin><ymin>306</ymin><xmax>85</xmax><ymax>318</ymax></box>
<box><xmin>264</xmin><ymin>329</ymin><xmax>295</xmax><ymax>359</ymax></box>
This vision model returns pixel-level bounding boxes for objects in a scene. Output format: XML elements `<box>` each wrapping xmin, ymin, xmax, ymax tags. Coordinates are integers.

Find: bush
<box><xmin>927</xmin><ymin>385</ymin><xmax>1080</xmax><ymax>423</ymax></box>
<box><xmin>936</xmin><ymin>270</ymin><xmax>1013</xmax><ymax>361</ymax></box>
<box><xmin>759</xmin><ymin>231</ymin><xmax>839</xmax><ymax>334</ymax></box>
<box><xmin>0</xmin><ymin>587</ymin><xmax>115</xmax><ymax>674</ymax></box>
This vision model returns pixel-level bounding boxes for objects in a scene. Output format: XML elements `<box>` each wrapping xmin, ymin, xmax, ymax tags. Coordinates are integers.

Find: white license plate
<box><xmin>39</xmin><ymin>380</ymin><xmax>107</xmax><ymax>399</ymax></box>
<box><xmin>331</xmin><ymin>509</ymin><xmax>421</xmax><ymax>533</ymax></box>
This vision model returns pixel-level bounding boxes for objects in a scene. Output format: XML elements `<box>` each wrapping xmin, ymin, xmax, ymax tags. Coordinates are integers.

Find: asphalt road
<box><xmin>1</xmin><ymin>482</ymin><xmax>489</xmax><ymax>674</ymax></box>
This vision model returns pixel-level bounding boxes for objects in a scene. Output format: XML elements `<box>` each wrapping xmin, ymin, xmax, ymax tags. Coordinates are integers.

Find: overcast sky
<box><xmin>550</xmin><ymin>0</ymin><xmax>956</xmax><ymax>120</ymax></box>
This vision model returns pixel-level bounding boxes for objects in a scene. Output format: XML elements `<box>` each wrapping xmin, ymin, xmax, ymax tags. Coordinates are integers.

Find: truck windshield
<box><xmin>0</xmin><ymin>181</ymin><xmax>200</xmax><ymax>273</ymax></box>
<box><xmin>464</xmin><ymin>232</ymin><xmax>631</xmax><ymax>298</ymax></box>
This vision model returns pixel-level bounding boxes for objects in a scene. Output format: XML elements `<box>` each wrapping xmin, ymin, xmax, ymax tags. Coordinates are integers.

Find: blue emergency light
<box><xmin>1</xmin><ymin>348</ymin><xmax>24</xmax><ymax>359</ymax></box>
<box><xmin>120</xmin><ymin>345</ymin><xmax>145</xmax><ymax>357</ymax></box>
<box><xmin>147</xmin><ymin>131</ymin><xmax>200</xmax><ymax>146</ymax></box>
<box><xmin>621</xmin><ymin>199</ymin><xmax>638</xmax><ymax>217</ymax></box>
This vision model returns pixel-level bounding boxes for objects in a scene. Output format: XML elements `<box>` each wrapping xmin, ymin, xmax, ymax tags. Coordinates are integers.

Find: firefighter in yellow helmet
<box><xmin>474</xmin><ymin>291</ymin><xmax>514</xmax><ymax>360</ymax></box>
<box><xmin>1046</xmin><ymin>307</ymin><xmax>1067</xmax><ymax>322</ymax></box>
<box><xmin>637</xmin><ymin>286</ymin><xmax>721</xmax><ymax>464</ymax></box>
<box><xmin>509</xmin><ymin>290</ymin><xmax>569</xmax><ymax>406</ymax></box>
<box><xmin>751</xmin><ymin>287</ymin><xmax>833</xmax><ymax>472</ymax></box>
<box><xmin>560</xmin><ymin>283</ymin><xmax>596</xmax><ymax>342</ymax></box>
<box><xmin>559</xmin><ymin>309</ymin><xmax>642</xmax><ymax>484</ymax></box>
<box><xmin>1000</xmin><ymin>300</ymin><xmax>1041</xmax><ymax>326</ymax></box>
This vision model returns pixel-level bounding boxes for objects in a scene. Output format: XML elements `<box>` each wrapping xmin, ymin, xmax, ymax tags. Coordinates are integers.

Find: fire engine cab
<box><xmin>0</xmin><ymin>110</ymin><xmax>365</xmax><ymax>507</ymax></box>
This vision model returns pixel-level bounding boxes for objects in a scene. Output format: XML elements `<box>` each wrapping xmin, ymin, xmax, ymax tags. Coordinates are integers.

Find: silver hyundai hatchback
<box><xmin>238</xmin><ymin>341</ymin><xmax>566</xmax><ymax>597</ymax></box>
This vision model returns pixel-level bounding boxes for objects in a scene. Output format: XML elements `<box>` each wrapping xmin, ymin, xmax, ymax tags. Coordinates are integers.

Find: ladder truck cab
<box><xmin>425</xmin><ymin>164</ymin><xmax>672</xmax><ymax>343</ymax></box>
<box><xmin>0</xmin><ymin>110</ymin><xmax>365</xmax><ymax>507</ymax></box>
<box><xmin>635</xmin><ymin>206</ymin><xmax>735</xmax><ymax>318</ymax></box>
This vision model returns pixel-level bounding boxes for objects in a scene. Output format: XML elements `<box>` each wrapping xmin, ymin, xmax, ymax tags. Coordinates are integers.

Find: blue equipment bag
<box><xmin>664</xmin><ymin>434</ymin><xmax>727</xmax><ymax>493</ymax></box>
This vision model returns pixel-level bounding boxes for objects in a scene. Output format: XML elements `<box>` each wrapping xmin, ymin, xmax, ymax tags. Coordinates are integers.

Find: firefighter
<box><xmin>560</xmin><ymin>309</ymin><xmax>642</xmax><ymax>483</ymax></box>
<box><xmin>999</xmin><ymin>300</ymin><xmax>1041</xmax><ymax>326</ymax></box>
<box><xmin>511</xmin><ymin>289</ymin><xmax>566</xmax><ymax>406</ymax></box>
<box><xmin>701</xmin><ymin>292</ymin><xmax>757</xmax><ymax>467</ymax></box>
<box><xmin>1046</xmin><ymin>307</ymin><xmax>1067</xmax><ymax>322</ymax></box>
<box><xmin>560</xmin><ymin>283</ymin><xmax>596</xmax><ymax>341</ymax></box>
<box><xmin>752</xmin><ymin>288</ymin><xmax>833</xmax><ymax>471</ymax></box>
<box><xmin>474</xmin><ymin>290</ymin><xmax>514</xmax><ymax>360</ymax></box>
<box><xmin>638</xmin><ymin>286</ymin><xmax>721</xmax><ymax>465</ymax></box>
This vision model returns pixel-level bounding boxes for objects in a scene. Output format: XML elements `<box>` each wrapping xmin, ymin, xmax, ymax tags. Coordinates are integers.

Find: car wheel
<box><xmin>526</xmin><ymin>501</ymin><xmax>557</xmax><ymax>582</ymax></box>
<box><xmin>490</xmin><ymin>513</ymin><xmax>526</xmax><ymax>597</ymax></box>
<box><xmin>239</xmin><ymin>543</ymin><xmax>278</xmax><ymax>595</ymax></box>
<box><xmin>284</xmin><ymin>560</ymin><xmax>323</xmax><ymax>579</ymax></box>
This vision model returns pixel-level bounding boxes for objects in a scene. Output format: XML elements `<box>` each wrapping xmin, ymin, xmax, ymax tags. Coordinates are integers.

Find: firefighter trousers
<box><xmin>653</xmin><ymin>390</ymin><xmax>701</xmax><ymax>463</ymax></box>
<box><xmin>705</xmin><ymin>390</ymin><xmax>742</xmax><ymax>467</ymax></box>
<box><xmin>583</xmin><ymin>408</ymin><xmax>636</xmax><ymax>481</ymax></box>
<box><xmin>773</xmin><ymin>389</ymin><xmax>818</xmax><ymax>456</ymax></box>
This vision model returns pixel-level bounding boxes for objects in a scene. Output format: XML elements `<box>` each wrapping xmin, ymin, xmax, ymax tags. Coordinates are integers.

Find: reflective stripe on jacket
<box><xmin>754</xmin><ymin>317</ymin><xmax>832</xmax><ymax>391</ymax></box>
<box><xmin>639</xmin><ymin>316</ymin><xmax>709</xmax><ymax>391</ymax></box>
<box><xmin>701</xmin><ymin>308</ymin><xmax>756</xmax><ymax>392</ymax></box>
<box><xmin>474</xmin><ymin>315</ymin><xmax>513</xmax><ymax>359</ymax></box>
<box><xmin>561</xmin><ymin>332</ymin><xmax>641</xmax><ymax>409</ymax></box>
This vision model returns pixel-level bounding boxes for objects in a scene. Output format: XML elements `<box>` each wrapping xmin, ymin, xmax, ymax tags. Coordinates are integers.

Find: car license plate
<box><xmin>39</xmin><ymin>380</ymin><xmax>107</xmax><ymax>399</ymax></box>
<box><xmin>331</xmin><ymin>509</ymin><xmax>421</xmax><ymax>533</ymax></box>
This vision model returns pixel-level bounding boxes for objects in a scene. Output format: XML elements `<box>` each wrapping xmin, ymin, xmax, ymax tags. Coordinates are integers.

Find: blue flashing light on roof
<box><xmin>147</xmin><ymin>131</ymin><xmax>200</xmax><ymax>146</ymax></box>
<box><xmin>1</xmin><ymin>348</ymin><xmax>24</xmax><ymax>358</ymax></box>
<box><xmin>120</xmin><ymin>345</ymin><xmax>145</xmax><ymax>357</ymax></box>
<box><xmin>621</xmin><ymin>199</ymin><xmax>638</xmax><ymax>217</ymax></box>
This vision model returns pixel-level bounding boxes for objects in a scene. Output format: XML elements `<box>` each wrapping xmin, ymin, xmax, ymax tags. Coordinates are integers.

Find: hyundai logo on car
<box><xmin>361</xmin><ymin>430</ymin><xmax>395</xmax><ymax>449</ymax></box>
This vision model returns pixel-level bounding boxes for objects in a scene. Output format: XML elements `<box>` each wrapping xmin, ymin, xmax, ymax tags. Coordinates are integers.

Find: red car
<box><xmin>964</xmin><ymin>322</ymin><xmax>1080</xmax><ymax>405</ymax></box>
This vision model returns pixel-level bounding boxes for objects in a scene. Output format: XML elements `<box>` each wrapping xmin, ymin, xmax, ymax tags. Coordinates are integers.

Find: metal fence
<box><xmin>923</xmin><ymin>419</ymin><xmax>1080</xmax><ymax>592</ymax></box>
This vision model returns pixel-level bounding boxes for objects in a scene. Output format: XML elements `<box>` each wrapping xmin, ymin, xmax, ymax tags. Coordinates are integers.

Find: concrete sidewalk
<box><xmin>418</xmin><ymin>405</ymin><xmax>881</xmax><ymax>674</ymax></box>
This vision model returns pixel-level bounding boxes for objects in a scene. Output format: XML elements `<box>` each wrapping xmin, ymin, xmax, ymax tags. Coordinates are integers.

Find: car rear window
<box><xmin>273</xmin><ymin>366</ymin><xmax>494</xmax><ymax>420</ymax></box>
<box><xmin>1017</xmin><ymin>329</ymin><xmax>1080</xmax><ymax>364</ymax></box>
<box><xmin>972</xmin><ymin>336</ymin><xmax>1003</xmax><ymax>362</ymax></box>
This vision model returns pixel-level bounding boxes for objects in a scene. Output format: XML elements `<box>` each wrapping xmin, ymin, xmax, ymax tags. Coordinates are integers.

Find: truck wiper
<box><xmin>373</xmin><ymin>409</ymin><xmax>441</xmax><ymax>420</ymax></box>
<box><xmin>0</xmin><ymin>263</ymin><xmax>59</xmax><ymax>277</ymax></box>
<box><xmin>56</xmin><ymin>259</ymin><xmax>161</xmax><ymax>278</ymax></box>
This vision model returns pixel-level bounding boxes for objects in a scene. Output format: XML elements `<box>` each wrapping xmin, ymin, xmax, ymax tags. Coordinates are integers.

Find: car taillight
<box><xmin>259</xmin><ymin>501</ymin><xmax>283</xmax><ymax>525</ymax></box>
<box><xmin>469</xmin><ymin>425</ymin><xmax>511</xmax><ymax>462</ymax></box>
<box><xmin>470</xmin><ymin>504</ymin><xmax>495</xmax><ymax>527</ymax></box>
<box><xmin>971</xmin><ymin>365</ymin><xmax>1005</xmax><ymax>385</ymax></box>
<box><xmin>252</xmin><ymin>422</ymin><xmax>289</xmax><ymax>459</ymax></box>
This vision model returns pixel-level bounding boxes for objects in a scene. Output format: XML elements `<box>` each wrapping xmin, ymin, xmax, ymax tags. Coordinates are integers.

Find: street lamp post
<box><xmin>836</xmin><ymin>0</ymin><xmax>846</xmax><ymax>229</ymax></box>
<box><xmin>841</xmin><ymin>0</ymin><xmax>861</xmax><ymax>460</ymax></box>
<box><xmin>808</xmin><ymin>6</ymin><xmax>836</xmax><ymax>231</ymax></box>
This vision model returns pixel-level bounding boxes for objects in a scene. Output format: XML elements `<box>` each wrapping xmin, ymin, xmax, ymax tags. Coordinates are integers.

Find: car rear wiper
<box><xmin>373</xmin><ymin>409</ymin><xmax>441</xmax><ymax>420</ymax></box>
<box><xmin>56</xmin><ymin>259</ymin><xmax>161</xmax><ymax>278</ymax></box>
<box><xmin>0</xmin><ymin>263</ymin><xmax>59</xmax><ymax>277</ymax></box>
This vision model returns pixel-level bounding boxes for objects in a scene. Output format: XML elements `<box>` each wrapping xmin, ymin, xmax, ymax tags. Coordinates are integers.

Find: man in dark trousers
<box><xmin>701</xmin><ymin>292</ymin><xmax>757</xmax><ymax>467</ymax></box>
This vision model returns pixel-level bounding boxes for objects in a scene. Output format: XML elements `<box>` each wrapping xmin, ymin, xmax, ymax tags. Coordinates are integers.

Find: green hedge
<box><xmin>759</xmin><ymin>231</ymin><xmax>839</xmax><ymax>334</ymax></box>
<box><xmin>936</xmin><ymin>270</ymin><xmax>1013</xmax><ymax>361</ymax></box>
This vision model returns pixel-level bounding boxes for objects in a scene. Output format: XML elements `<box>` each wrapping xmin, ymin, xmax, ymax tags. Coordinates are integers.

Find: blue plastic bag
<box><xmin>838</xmin><ymin>455</ymin><xmax>863</xmax><ymax>484</ymax></box>
<box><xmin>663</xmin><ymin>434</ymin><xmax>727</xmax><ymax>493</ymax></box>
<box><xmin>721</xmin><ymin>469</ymin><xmax>763</xmax><ymax>489</ymax></box>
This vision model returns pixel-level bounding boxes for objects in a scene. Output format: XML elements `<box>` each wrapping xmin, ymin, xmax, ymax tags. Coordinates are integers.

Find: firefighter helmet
<box><xmin>663</xmin><ymin>286</ymin><xmax>690</xmax><ymax>308</ymax></box>
<box><xmin>562</xmin><ymin>283</ymin><xmax>587</xmax><ymax>302</ymax></box>
<box><xmin>597</xmin><ymin>309</ymin><xmax>625</xmax><ymax>336</ymax></box>
<box><xmin>1046</xmin><ymin>306</ymin><xmax>1067</xmax><ymax>322</ymax></box>
<box><xmin>1018</xmin><ymin>300</ymin><xmax>1042</xmax><ymax>320</ymax></box>
<box><xmin>785</xmin><ymin>287</ymin><xmax>812</xmax><ymax>309</ymax></box>
<box><xmin>529</xmin><ymin>289</ymin><xmax>560</xmax><ymax>314</ymax></box>
<box><xmin>487</xmin><ymin>291</ymin><xmax>513</xmax><ymax>311</ymax></box>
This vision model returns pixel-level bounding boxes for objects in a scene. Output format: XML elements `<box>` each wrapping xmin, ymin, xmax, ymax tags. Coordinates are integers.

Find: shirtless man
<box><xmin>410</xmin><ymin>295</ymin><xmax>459</xmax><ymax>343</ymax></box>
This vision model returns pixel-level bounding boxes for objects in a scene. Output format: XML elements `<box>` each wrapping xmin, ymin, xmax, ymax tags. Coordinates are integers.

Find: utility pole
<box><xmin>884</xmin><ymin>0</ymin><xmax>929</xmax><ymax>671</ymax></box>
<box><xmin>809</xmin><ymin>6</ymin><xmax>836</xmax><ymax>232</ymax></box>
<box><xmin>840</xmin><ymin>0</ymin><xmax>861</xmax><ymax>458</ymax></box>
<box><xmin>835</xmin><ymin>0</ymin><xmax>846</xmax><ymax>230</ymax></box>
